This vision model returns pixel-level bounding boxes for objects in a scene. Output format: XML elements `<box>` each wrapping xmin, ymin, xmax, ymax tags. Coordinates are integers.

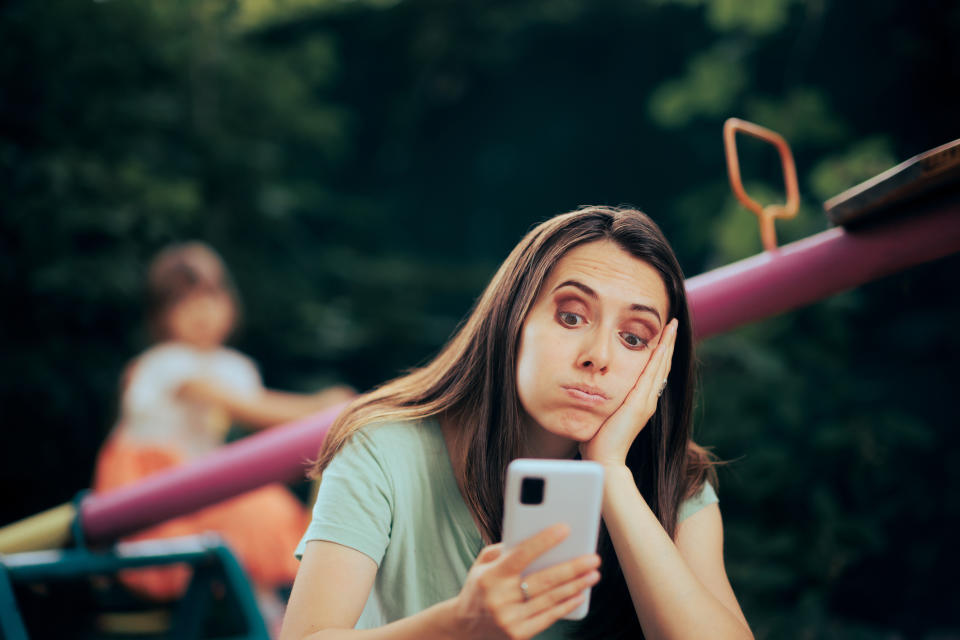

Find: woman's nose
<box><xmin>577</xmin><ymin>330</ymin><xmax>610</xmax><ymax>373</ymax></box>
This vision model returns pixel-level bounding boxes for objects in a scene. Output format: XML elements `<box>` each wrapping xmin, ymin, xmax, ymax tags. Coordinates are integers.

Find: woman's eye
<box><xmin>619</xmin><ymin>331</ymin><xmax>648</xmax><ymax>349</ymax></box>
<box><xmin>558</xmin><ymin>311</ymin><xmax>583</xmax><ymax>327</ymax></box>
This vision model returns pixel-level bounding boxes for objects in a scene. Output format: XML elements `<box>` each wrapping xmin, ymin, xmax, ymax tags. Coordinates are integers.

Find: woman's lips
<box><xmin>562</xmin><ymin>385</ymin><xmax>609</xmax><ymax>406</ymax></box>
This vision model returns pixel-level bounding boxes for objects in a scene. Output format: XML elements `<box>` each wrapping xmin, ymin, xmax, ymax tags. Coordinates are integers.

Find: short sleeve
<box><xmin>677</xmin><ymin>481</ymin><xmax>718</xmax><ymax>524</ymax></box>
<box><xmin>295</xmin><ymin>430</ymin><xmax>395</xmax><ymax>566</ymax></box>
<box><xmin>123</xmin><ymin>346</ymin><xmax>194</xmax><ymax>416</ymax></box>
<box><xmin>213</xmin><ymin>349</ymin><xmax>263</xmax><ymax>395</ymax></box>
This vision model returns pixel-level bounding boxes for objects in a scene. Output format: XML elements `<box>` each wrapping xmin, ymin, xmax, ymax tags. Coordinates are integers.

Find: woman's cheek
<box><xmin>515</xmin><ymin>341</ymin><xmax>545</xmax><ymax>415</ymax></box>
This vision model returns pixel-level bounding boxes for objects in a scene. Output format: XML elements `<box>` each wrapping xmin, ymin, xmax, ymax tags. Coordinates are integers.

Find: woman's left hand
<box><xmin>580</xmin><ymin>318</ymin><xmax>679</xmax><ymax>467</ymax></box>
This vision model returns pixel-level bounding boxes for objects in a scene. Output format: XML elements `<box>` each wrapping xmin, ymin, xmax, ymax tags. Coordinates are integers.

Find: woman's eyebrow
<box><xmin>552</xmin><ymin>279</ymin><xmax>662</xmax><ymax>323</ymax></box>
<box><xmin>553</xmin><ymin>279</ymin><xmax>597</xmax><ymax>299</ymax></box>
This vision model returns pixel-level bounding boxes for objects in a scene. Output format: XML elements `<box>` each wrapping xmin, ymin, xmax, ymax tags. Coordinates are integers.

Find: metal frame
<box><xmin>0</xmin><ymin>533</ymin><xmax>268</xmax><ymax>639</ymax></box>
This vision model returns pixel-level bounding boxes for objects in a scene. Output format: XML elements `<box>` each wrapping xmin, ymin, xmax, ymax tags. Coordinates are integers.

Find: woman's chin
<box><xmin>550</xmin><ymin>410</ymin><xmax>604</xmax><ymax>442</ymax></box>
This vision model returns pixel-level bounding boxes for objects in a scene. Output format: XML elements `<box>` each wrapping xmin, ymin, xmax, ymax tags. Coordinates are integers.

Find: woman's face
<box><xmin>165</xmin><ymin>289</ymin><xmax>236</xmax><ymax>350</ymax></box>
<box><xmin>516</xmin><ymin>239</ymin><xmax>670</xmax><ymax>452</ymax></box>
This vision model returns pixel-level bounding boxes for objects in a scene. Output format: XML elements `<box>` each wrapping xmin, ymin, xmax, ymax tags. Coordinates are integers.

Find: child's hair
<box><xmin>145</xmin><ymin>242</ymin><xmax>240</xmax><ymax>340</ymax></box>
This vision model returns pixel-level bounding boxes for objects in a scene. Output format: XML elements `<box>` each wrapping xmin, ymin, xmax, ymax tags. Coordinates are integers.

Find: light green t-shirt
<box><xmin>295</xmin><ymin>419</ymin><xmax>718</xmax><ymax>639</ymax></box>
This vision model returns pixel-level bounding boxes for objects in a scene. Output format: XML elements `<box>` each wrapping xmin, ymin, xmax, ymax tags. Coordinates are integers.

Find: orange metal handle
<box><xmin>723</xmin><ymin>118</ymin><xmax>800</xmax><ymax>251</ymax></box>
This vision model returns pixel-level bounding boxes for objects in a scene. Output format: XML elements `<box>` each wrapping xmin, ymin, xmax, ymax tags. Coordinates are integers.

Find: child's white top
<box><xmin>118</xmin><ymin>342</ymin><xmax>263</xmax><ymax>458</ymax></box>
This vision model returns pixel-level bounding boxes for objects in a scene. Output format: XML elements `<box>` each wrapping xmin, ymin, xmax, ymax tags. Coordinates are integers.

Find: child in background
<box><xmin>94</xmin><ymin>242</ymin><xmax>353</xmax><ymax>614</ymax></box>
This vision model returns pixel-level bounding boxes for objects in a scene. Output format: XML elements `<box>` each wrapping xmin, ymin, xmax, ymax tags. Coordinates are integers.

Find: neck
<box><xmin>522</xmin><ymin>415</ymin><xmax>579</xmax><ymax>459</ymax></box>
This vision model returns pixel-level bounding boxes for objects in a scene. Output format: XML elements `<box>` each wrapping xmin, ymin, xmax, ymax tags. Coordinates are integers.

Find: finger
<box><xmin>513</xmin><ymin>591</ymin><xmax>587</xmax><ymax>638</ymax></box>
<box><xmin>649</xmin><ymin>318</ymin><xmax>678</xmax><ymax>378</ymax></box>
<box><xmin>661</xmin><ymin>317</ymin><xmax>679</xmax><ymax>356</ymax></box>
<box><xmin>622</xmin><ymin>319</ymin><xmax>677</xmax><ymax>410</ymax></box>
<box><xmin>655</xmin><ymin>316</ymin><xmax>678</xmax><ymax>350</ymax></box>
<box><xmin>524</xmin><ymin>569</ymin><xmax>600</xmax><ymax>617</ymax></box>
<box><xmin>650</xmin><ymin>319</ymin><xmax>678</xmax><ymax>398</ymax></box>
<box><xmin>476</xmin><ymin>543</ymin><xmax>504</xmax><ymax>564</ymax></box>
<box><xmin>522</xmin><ymin>553</ymin><xmax>600</xmax><ymax>597</ymax></box>
<box><xmin>497</xmin><ymin>523</ymin><xmax>569</xmax><ymax>575</ymax></box>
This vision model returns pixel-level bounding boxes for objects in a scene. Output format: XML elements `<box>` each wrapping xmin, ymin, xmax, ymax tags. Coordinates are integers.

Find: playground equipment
<box><xmin>0</xmin><ymin>535</ymin><xmax>269</xmax><ymax>640</ymax></box>
<box><xmin>1</xmin><ymin>121</ymin><xmax>958</xmax><ymax>638</ymax></box>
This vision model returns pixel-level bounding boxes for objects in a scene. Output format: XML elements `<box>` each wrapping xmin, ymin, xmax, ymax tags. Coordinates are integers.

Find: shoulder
<box><xmin>204</xmin><ymin>347</ymin><xmax>262</xmax><ymax>389</ymax></box>
<box><xmin>354</xmin><ymin>419</ymin><xmax>437</xmax><ymax>448</ymax></box>
<box><xmin>674</xmin><ymin>482</ymin><xmax>749</xmax><ymax>628</ymax></box>
<box><xmin>213</xmin><ymin>346</ymin><xmax>257</xmax><ymax>368</ymax></box>
<box><xmin>127</xmin><ymin>343</ymin><xmax>197</xmax><ymax>386</ymax></box>
<box><xmin>121</xmin><ymin>344</ymin><xmax>199</xmax><ymax>411</ymax></box>
<box><xmin>301</xmin><ymin>424</ymin><xmax>426</xmax><ymax>565</ymax></box>
<box><xmin>136</xmin><ymin>342</ymin><xmax>197</xmax><ymax>371</ymax></box>
<box><xmin>677</xmin><ymin>480</ymin><xmax>719</xmax><ymax>524</ymax></box>
<box><xmin>675</xmin><ymin>481</ymin><xmax>723</xmax><ymax>574</ymax></box>
<box><xmin>338</xmin><ymin>419</ymin><xmax>440</xmax><ymax>467</ymax></box>
<box><xmin>327</xmin><ymin>419</ymin><xmax>444</xmax><ymax>487</ymax></box>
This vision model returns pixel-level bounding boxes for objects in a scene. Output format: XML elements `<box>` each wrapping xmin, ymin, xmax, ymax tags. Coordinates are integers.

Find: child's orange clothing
<box><xmin>93</xmin><ymin>343</ymin><xmax>309</xmax><ymax>601</ymax></box>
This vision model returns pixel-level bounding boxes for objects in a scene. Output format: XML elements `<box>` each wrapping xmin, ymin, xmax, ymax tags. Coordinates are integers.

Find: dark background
<box><xmin>2</xmin><ymin>0</ymin><xmax>959</xmax><ymax>636</ymax></box>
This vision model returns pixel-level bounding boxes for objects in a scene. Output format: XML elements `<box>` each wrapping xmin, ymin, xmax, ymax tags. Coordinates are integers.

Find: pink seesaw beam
<box><xmin>81</xmin><ymin>403</ymin><xmax>346</xmax><ymax>544</ymax></box>
<box><xmin>78</xmin><ymin>197</ymin><xmax>960</xmax><ymax>544</ymax></box>
<box><xmin>687</xmin><ymin>199</ymin><xmax>960</xmax><ymax>339</ymax></box>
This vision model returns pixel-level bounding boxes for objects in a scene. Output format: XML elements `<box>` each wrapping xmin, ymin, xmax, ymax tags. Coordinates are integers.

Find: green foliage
<box><xmin>809</xmin><ymin>137</ymin><xmax>898</xmax><ymax>201</ymax></box>
<box><xmin>649</xmin><ymin>44</ymin><xmax>748</xmax><ymax>128</ymax></box>
<box><xmin>654</xmin><ymin>0</ymin><xmax>800</xmax><ymax>35</ymax></box>
<box><xmin>745</xmin><ymin>88</ymin><xmax>847</xmax><ymax>148</ymax></box>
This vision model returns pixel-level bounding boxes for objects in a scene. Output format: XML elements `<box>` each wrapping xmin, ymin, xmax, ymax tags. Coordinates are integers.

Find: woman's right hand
<box><xmin>449</xmin><ymin>523</ymin><xmax>601</xmax><ymax>640</ymax></box>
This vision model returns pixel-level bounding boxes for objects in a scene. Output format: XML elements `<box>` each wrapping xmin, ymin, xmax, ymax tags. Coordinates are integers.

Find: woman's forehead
<box><xmin>544</xmin><ymin>241</ymin><xmax>668</xmax><ymax>311</ymax></box>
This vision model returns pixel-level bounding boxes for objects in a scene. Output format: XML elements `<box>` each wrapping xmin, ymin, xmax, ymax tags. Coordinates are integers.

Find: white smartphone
<box><xmin>501</xmin><ymin>459</ymin><xmax>605</xmax><ymax>620</ymax></box>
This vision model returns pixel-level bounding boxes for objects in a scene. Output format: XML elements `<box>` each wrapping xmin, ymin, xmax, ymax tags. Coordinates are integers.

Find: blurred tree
<box><xmin>0</xmin><ymin>0</ymin><xmax>356</xmax><ymax>518</ymax></box>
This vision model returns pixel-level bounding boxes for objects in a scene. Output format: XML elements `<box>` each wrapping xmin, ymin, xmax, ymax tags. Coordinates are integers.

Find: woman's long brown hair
<box><xmin>310</xmin><ymin>206</ymin><xmax>716</xmax><ymax>639</ymax></box>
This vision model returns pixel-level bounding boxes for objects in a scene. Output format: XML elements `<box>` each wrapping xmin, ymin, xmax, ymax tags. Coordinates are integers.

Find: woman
<box><xmin>282</xmin><ymin>206</ymin><xmax>752</xmax><ymax>639</ymax></box>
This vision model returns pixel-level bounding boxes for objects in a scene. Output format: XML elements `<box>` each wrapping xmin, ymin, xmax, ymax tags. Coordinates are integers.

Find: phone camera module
<box><xmin>520</xmin><ymin>477</ymin><xmax>545</xmax><ymax>505</ymax></box>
